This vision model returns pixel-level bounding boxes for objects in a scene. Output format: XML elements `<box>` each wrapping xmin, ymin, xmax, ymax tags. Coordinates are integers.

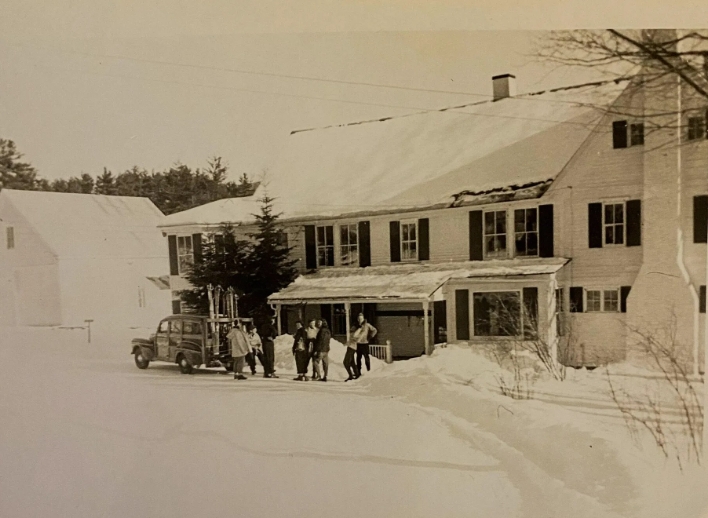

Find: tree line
<box><xmin>0</xmin><ymin>138</ymin><xmax>257</xmax><ymax>214</ymax></box>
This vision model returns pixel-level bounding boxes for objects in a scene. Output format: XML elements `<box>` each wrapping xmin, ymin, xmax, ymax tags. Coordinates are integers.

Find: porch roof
<box><xmin>268</xmin><ymin>257</ymin><xmax>569</xmax><ymax>304</ymax></box>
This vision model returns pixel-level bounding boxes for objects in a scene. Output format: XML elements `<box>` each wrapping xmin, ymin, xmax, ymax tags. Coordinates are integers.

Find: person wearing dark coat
<box><xmin>313</xmin><ymin>319</ymin><xmax>331</xmax><ymax>382</ymax></box>
<box><xmin>259</xmin><ymin>317</ymin><xmax>279</xmax><ymax>378</ymax></box>
<box><xmin>292</xmin><ymin>321</ymin><xmax>309</xmax><ymax>381</ymax></box>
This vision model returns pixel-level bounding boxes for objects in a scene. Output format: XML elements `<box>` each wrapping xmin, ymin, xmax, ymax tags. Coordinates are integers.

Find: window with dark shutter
<box><xmin>469</xmin><ymin>210</ymin><xmax>484</xmax><ymax>261</ymax></box>
<box><xmin>569</xmin><ymin>287</ymin><xmax>584</xmax><ymax>313</ymax></box>
<box><xmin>358</xmin><ymin>221</ymin><xmax>371</xmax><ymax>267</ymax></box>
<box><xmin>418</xmin><ymin>218</ymin><xmax>430</xmax><ymax>261</ymax></box>
<box><xmin>168</xmin><ymin>235</ymin><xmax>179</xmax><ymax>276</ymax></box>
<box><xmin>630</xmin><ymin>123</ymin><xmax>644</xmax><ymax>146</ymax></box>
<box><xmin>620</xmin><ymin>286</ymin><xmax>632</xmax><ymax>313</ymax></box>
<box><xmin>588</xmin><ymin>203</ymin><xmax>603</xmax><ymax>248</ymax></box>
<box><xmin>626</xmin><ymin>200</ymin><xmax>642</xmax><ymax>247</ymax></box>
<box><xmin>172</xmin><ymin>299</ymin><xmax>182</xmax><ymax>315</ymax></box>
<box><xmin>192</xmin><ymin>233</ymin><xmax>203</xmax><ymax>264</ymax></box>
<box><xmin>455</xmin><ymin>289</ymin><xmax>470</xmax><ymax>340</ymax></box>
<box><xmin>612</xmin><ymin>120</ymin><xmax>628</xmax><ymax>149</ymax></box>
<box><xmin>304</xmin><ymin>225</ymin><xmax>317</xmax><ymax>269</ymax></box>
<box><xmin>389</xmin><ymin>221</ymin><xmax>401</xmax><ymax>263</ymax></box>
<box><xmin>694</xmin><ymin>195</ymin><xmax>708</xmax><ymax>243</ymax></box>
<box><xmin>538</xmin><ymin>204</ymin><xmax>554</xmax><ymax>257</ymax></box>
<box><xmin>700</xmin><ymin>285</ymin><xmax>706</xmax><ymax>313</ymax></box>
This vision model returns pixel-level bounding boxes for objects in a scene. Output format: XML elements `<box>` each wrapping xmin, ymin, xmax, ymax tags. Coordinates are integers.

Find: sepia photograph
<box><xmin>1</xmin><ymin>1</ymin><xmax>708</xmax><ymax>517</ymax></box>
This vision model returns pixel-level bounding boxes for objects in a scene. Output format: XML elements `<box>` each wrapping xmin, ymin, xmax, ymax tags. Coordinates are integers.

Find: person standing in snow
<box><xmin>245</xmin><ymin>323</ymin><xmax>265</xmax><ymax>376</ymax></box>
<box><xmin>354</xmin><ymin>313</ymin><xmax>377</xmax><ymax>375</ymax></box>
<box><xmin>259</xmin><ymin>315</ymin><xmax>279</xmax><ymax>379</ymax></box>
<box><xmin>305</xmin><ymin>318</ymin><xmax>320</xmax><ymax>380</ymax></box>
<box><xmin>292</xmin><ymin>321</ymin><xmax>309</xmax><ymax>381</ymax></box>
<box><xmin>313</xmin><ymin>318</ymin><xmax>331</xmax><ymax>382</ymax></box>
<box><xmin>344</xmin><ymin>325</ymin><xmax>363</xmax><ymax>381</ymax></box>
<box><xmin>227</xmin><ymin>322</ymin><xmax>251</xmax><ymax>380</ymax></box>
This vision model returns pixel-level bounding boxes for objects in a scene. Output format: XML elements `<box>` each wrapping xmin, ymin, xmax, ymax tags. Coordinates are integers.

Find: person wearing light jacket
<box><xmin>344</xmin><ymin>325</ymin><xmax>364</xmax><ymax>381</ymax></box>
<box><xmin>245</xmin><ymin>323</ymin><xmax>266</xmax><ymax>376</ymax></box>
<box><xmin>227</xmin><ymin>322</ymin><xmax>251</xmax><ymax>380</ymax></box>
<box><xmin>354</xmin><ymin>313</ymin><xmax>377</xmax><ymax>375</ymax></box>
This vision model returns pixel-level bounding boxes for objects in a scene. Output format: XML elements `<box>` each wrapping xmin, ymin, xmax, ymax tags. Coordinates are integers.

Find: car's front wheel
<box><xmin>134</xmin><ymin>351</ymin><xmax>150</xmax><ymax>369</ymax></box>
<box><xmin>178</xmin><ymin>355</ymin><xmax>193</xmax><ymax>375</ymax></box>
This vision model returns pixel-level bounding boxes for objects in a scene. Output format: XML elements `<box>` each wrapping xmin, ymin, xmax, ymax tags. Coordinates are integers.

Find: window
<box><xmin>630</xmin><ymin>123</ymin><xmax>645</xmax><ymax>146</ymax></box>
<box><xmin>316</xmin><ymin>225</ymin><xmax>334</xmax><ymax>267</ymax></box>
<box><xmin>332</xmin><ymin>304</ymin><xmax>347</xmax><ymax>335</ymax></box>
<box><xmin>612</xmin><ymin>120</ymin><xmax>628</xmax><ymax>148</ymax></box>
<box><xmin>177</xmin><ymin>236</ymin><xmax>194</xmax><ymax>273</ymax></box>
<box><xmin>401</xmin><ymin>220</ymin><xmax>418</xmax><ymax>261</ymax></box>
<box><xmin>586</xmin><ymin>289</ymin><xmax>620</xmax><ymax>312</ymax></box>
<box><xmin>688</xmin><ymin>116</ymin><xmax>706</xmax><ymax>140</ymax></box>
<box><xmin>157</xmin><ymin>320</ymin><xmax>169</xmax><ymax>333</ymax></box>
<box><xmin>169</xmin><ymin>320</ymin><xmax>181</xmax><ymax>335</ymax></box>
<box><xmin>277</xmin><ymin>231</ymin><xmax>289</xmax><ymax>249</ymax></box>
<box><xmin>6</xmin><ymin>226</ymin><xmax>14</xmax><ymax>249</ymax></box>
<box><xmin>339</xmin><ymin>224</ymin><xmax>359</xmax><ymax>266</ymax></box>
<box><xmin>473</xmin><ymin>291</ymin><xmax>520</xmax><ymax>337</ymax></box>
<box><xmin>604</xmin><ymin>203</ymin><xmax>625</xmax><ymax>245</ymax></box>
<box><xmin>514</xmin><ymin>208</ymin><xmax>538</xmax><ymax>256</ymax></box>
<box><xmin>183</xmin><ymin>321</ymin><xmax>202</xmax><ymax>335</ymax></box>
<box><xmin>484</xmin><ymin>211</ymin><xmax>507</xmax><ymax>258</ymax></box>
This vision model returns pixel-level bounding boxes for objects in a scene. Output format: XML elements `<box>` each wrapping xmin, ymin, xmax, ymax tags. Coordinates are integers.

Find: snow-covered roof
<box><xmin>268</xmin><ymin>258</ymin><xmax>569</xmax><ymax>303</ymax></box>
<box><xmin>160</xmin><ymin>195</ymin><xmax>262</xmax><ymax>228</ymax></box>
<box><xmin>0</xmin><ymin>189</ymin><xmax>166</xmax><ymax>260</ymax></box>
<box><xmin>264</xmin><ymin>80</ymin><xmax>627</xmax><ymax>219</ymax></box>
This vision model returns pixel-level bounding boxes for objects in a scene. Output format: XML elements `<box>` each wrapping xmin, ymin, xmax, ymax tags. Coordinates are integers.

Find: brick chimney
<box><xmin>492</xmin><ymin>74</ymin><xmax>516</xmax><ymax>101</ymax></box>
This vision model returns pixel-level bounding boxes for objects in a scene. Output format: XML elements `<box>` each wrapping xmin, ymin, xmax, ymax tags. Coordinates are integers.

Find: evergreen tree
<box><xmin>244</xmin><ymin>193</ymin><xmax>298</xmax><ymax>323</ymax></box>
<box><xmin>181</xmin><ymin>224</ymin><xmax>253</xmax><ymax>314</ymax></box>
<box><xmin>95</xmin><ymin>168</ymin><xmax>118</xmax><ymax>195</ymax></box>
<box><xmin>0</xmin><ymin>139</ymin><xmax>39</xmax><ymax>190</ymax></box>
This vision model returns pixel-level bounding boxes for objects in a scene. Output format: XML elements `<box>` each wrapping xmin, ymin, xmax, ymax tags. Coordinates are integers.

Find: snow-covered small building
<box><xmin>0</xmin><ymin>189</ymin><xmax>171</xmax><ymax>329</ymax></box>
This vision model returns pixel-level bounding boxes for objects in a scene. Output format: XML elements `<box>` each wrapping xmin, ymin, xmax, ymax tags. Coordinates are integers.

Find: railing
<box><xmin>369</xmin><ymin>340</ymin><xmax>393</xmax><ymax>364</ymax></box>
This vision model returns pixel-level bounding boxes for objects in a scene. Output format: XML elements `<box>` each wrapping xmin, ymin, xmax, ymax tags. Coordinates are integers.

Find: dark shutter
<box><xmin>538</xmin><ymin>204</ymin><xmax>554</xmax><ymax>257</ymax></box>
<box><xmin>304</xmin><ymin>225</ymin><xmax>317</xmax><ymax>269</ymax></box>
<box><xmin>171</xmin><ymin>299</ymin><xmax>181</xmax><ymax>315</ymax></box>
<box><xmin>570</xmin><ymin>287</ymin><xmax>584</xmax><ymax>313</ymax></box>
<box><xmin>612</xmin><ymin>120</ymin><xmax>628</xmax><ymax>149</ymax></box>
<box><xmin>626</xmin><ymin>200</ymin><xmax>642</xmax><ymax>247</ymax></box>
<box><xmin>320</xmin><ymin>304</ymin><xmax>332</xmax><ymax>327</ymax></box>
<box><xmin>192</xmin><ymin>233</ymin><xmax>203</xmax><ymax>263</ymax></box>
<box><xmin>358</xmin><ymin>221</ymin><xmax>371</xmax><ymax>267</ymax></box>
<box><xmin>588</xmin><ymin>203</ymin><xmax>603</xmax><ymax>248</ymax></box>
<box><xmin>700</xmin><ymin>285</ymin><xmax>706</xmax><ymax>314</ymax></box>
<box><xmin>168</xmin><ymin>235</ymin><xmax>179</xmax><ymax>275</ymax></box>
<box><xmin>389</xmin><ymin>221</ymin><xmax>401</xmax><ymax>263</ymax></box>
<box><xmin>694</xmin><ymin>195</ymin><xmax>708</xmax><ymax>243</ymax></box>
<box><xmin>620</xmin><ymin>286</ymin><xmax>632</xmax><ymax>313</ymax></box>
<box><xmin>418</xmin><ymin>218</ymin><xmax>430</xmax><ymax>261</ymax></box>
<box><xmin>469</xmin><ymin>210</ymin><xmax>484</xmax><ymax>261</ymax></box>
<box><xmin>455</xmin><ymin>289</ymin><xmax>470</xmax><ymax>340</ymax></box>
<box><xmin>523</xmin><ymin>287</ymin><xmax>539</xmax><ymax>339</ymax></box>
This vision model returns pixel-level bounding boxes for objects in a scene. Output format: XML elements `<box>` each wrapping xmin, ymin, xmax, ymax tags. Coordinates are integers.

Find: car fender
<box><xmin>131</xmin><ymin>339</ymin><xmax>155</xmax><ymax>360</ymax></box>
<box><xmin>176</xmin><ymin>341</ymin><xmax>203</xmax><ymax>366</ymax></box>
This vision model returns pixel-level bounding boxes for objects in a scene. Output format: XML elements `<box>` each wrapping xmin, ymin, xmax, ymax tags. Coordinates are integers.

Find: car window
<box><xmin>169</xmin><ymin>320</ymin><xmax>181</xmax><ymax>335</ymax></box>
<box><xmin>183</xmin><ymin>321</ymin><xmax>202</xmax><ymax>335</ymax></box>
<box><xmin>157</xmin><ymin>320</ymin><xmax>169</xmax><ymax>333</ymax></box>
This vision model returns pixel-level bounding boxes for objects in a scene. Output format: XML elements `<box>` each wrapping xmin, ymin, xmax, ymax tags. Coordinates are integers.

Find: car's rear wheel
<box><xmin>134</xmin><ymin>351</ymin><xmax>150</xmax><ymax>369</ymax></box>
<box><xmin>178</xmin><ymin>355</ymin><xmax>193</xmax><ymax>375</ymax></box>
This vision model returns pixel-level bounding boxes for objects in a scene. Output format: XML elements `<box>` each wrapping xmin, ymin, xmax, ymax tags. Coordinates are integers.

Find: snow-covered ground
<box><xmin>1</xmin><ymin>326</ymin><xmax>707</xmax><ymax>517</ymax></box>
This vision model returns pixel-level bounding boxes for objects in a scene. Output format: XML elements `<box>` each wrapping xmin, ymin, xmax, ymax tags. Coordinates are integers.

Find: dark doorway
<box><xmin>433</xmin><ymin>300</ymin><xmax>447</xmax><ymax>344</ymax></box>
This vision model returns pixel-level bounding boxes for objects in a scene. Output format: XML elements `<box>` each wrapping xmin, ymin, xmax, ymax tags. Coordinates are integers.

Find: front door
<box><xmin>168</xmin><ymin>319</ymin><xmax>182</xmax><ymax>361</ymax></box>
<box><xmin>156</xmin><ymin>320</ymin><xmax>170</xmax><ymax>359</ymax></box>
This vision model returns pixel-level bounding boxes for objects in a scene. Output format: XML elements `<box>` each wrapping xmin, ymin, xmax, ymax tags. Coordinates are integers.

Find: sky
<box><xmin>0</xmin><ymin>0</ymin><xmax>703</xmax><ymax>182</ymax></box>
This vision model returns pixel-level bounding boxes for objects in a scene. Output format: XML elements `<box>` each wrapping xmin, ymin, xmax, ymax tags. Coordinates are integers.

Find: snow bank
<box><xmin>274</xmin><ymin>334</ymin><xmax>384</xmax><ymax>380</ymax></box>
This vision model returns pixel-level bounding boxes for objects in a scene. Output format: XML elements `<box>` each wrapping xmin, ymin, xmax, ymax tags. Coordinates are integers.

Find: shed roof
<box><xmin>0</xmin><ymin>189</ymin><xmax>166</xmax><ymax>260</ymax></box>
<box><xmin>268</xmin><ymin>258</ymin><xmax>569</xmax><ymax>303</ymax></box>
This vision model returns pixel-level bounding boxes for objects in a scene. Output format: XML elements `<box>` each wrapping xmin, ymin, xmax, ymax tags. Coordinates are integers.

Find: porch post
<box><xmin>548</xmin><ymin>275</ymin><xmax>559</xmax><ymax>366</ymax></box>
<box><xmin>275</xmin><ymin>304</ymin><xmax>282</xmax><ymax>335</ymax></box>
<box><xmin>423</xmin><ymin>299</ymin><xmax>431</xmax><ymax>355</ymax></box>
<box><xmin>345</xmin><ymin>302</ymin><xmax>352</xmax><ymax>342</ymax></box>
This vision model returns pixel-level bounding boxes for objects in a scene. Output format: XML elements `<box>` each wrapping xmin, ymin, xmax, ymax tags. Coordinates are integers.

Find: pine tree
<box><xmin>181</xmin><ymin>224</ymin><xmax>253</xmax><ymax>314</ymax></box>
<box><xmin>0</xmin><ymin>139</ymin><xmax>39</xmax><ymax>191</ymax></box>
<box><xmin>95</xmin><ymin>168</ymin><xmax>118</xmax><ymax>195</ymax></box>
<box><xmin>244</xmin><ymin>193</ymin><xmax>298</xmax><ymax>324</ymax></box>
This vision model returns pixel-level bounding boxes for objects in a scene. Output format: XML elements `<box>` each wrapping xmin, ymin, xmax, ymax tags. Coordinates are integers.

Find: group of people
<box><xmin>291</xmin><ymin>312</ymin><xmax>377</xmax><ymax>382</ymax></box>
<box><xmin>226</xmin><ymin>312</ymin><xmax>378</xmax><ymax>382</ymax></box>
